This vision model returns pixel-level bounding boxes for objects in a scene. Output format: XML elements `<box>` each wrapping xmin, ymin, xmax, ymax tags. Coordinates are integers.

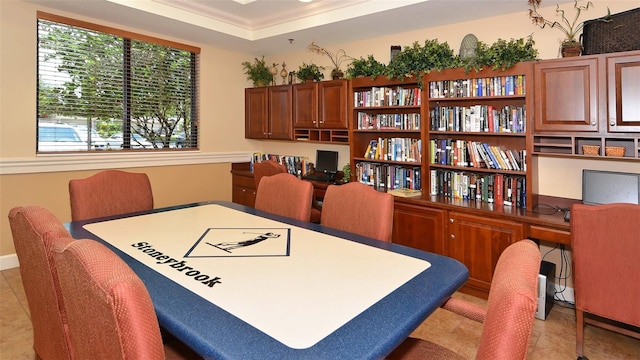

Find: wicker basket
<box><xmin>582</xmin><ymin>145</ymin><xmax>601</xmax><ymax>155</ymax></box>
<box><xmin>605</xmin><ymin>146</ymin><xmax>626</xmax><ymax>157</ymax></box>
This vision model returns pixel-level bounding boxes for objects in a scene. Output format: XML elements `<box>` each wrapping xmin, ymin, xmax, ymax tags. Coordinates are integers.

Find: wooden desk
<box><xmin>68</xmin><ymin>201</ymin><xmax>469</xmax><ymax>360</ymax></box>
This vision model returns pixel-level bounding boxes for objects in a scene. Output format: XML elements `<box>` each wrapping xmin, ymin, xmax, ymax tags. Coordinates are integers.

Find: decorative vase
<box><xmin>331</xmin><ymin>68</ymin><xmax>344</xmax><ymax>80</ymax></box>
<box><xmin>561</xmin><ymin>43</ymin><xmax>582</xmax><ymax>57</ymax></box>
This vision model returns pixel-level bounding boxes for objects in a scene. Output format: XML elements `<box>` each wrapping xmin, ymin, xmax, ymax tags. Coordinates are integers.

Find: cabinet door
<box><xmin>318</xmin><ymin>80</ymin><xmax>348</xmax><ymax>129</ymax></box>
<box><xmin>534</xmin><ymin>58</ymin><xmax>598</xmax><ymax>132</ymax></box>
<box><xmin>293</xmin><ymin>82</ymin><xmax>318</xmax><ymax>128</ymax></box>
<box><xmin>232</xmin><ymin>174</ymin><xmax>257</xmax><ymax>208</ymax></box>
<box><xmin>607</xmin><ymin>53</ymin><xmax>640</xmax><ymax>132</ymax></box>
<box><xmin>268</xmin><ymin>85</ymin><xmax>293</xmax><ymax>140</ymax></box>
<box><xmin>392</xmin><ymin>202</ymin><xmax>445</xmax><ymax>254</ymax></box>
<box><xmin>446</xmin><ymin>212</ymin><xmax>523</xmax><ymax>296</ymax></box>
<box><xmin>245</xmin><ymin>87</ymin><xmax>269</xmax><ymax>139</ymax></box>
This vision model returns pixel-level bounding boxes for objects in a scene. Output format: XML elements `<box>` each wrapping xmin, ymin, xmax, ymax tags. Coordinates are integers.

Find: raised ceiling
<box><xmin>29</xmin><ymin>0</ymin><xmax>555</xmax><ymax>55</ymax></box>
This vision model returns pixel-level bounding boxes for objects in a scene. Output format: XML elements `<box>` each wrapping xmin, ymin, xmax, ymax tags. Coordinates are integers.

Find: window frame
<box><xmin>36</xmin><ymin>11</ymin><xmax>200</xmax><ymax>153</ymax></box>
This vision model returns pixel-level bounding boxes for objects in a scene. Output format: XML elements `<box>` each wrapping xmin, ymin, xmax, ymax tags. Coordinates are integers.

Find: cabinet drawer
<box><xmin>234</xmin><ymin>174</ymin><xmax>256</xmax><ymax>189</ymax></box>
<box><xmin>529</xmin><ymin>225</ymin><xmax>570</xmax><ymax>245</ymax></box>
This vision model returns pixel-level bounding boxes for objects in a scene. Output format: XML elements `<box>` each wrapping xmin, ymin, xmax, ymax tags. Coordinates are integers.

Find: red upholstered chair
<box><xmin>320</xmin><ymin>182</ymin><xmax>394</xmax><ymax>242</ymax></box>
<box><xmin>53</xmin><ymin>239</ymin><xmax>199</xmax><ymax>360</ymax></box>
<box><xmin>253</xmin><ymin>160</ymin><xmax>322</xmax><ymax>223</ymax></box>
<box><xmin>255</xmin><ymin>173</ymin><xmax>314</xmax><ymax>222</ymax></box>
<box><xmin>69</xmin><ymin>169</ymin><xmax>153</xmax><ymax>221</ymax></box>
<box><xmin>387</xmin><ymin>239</ymin><xmax>541</xmax><ymax>360</ymax></box>
<box><xmin>7</xmin><ymin>205</ymin><xmax>74</xmax><ymax>360</ymax></box>
<box><xmin>571</xmin><ymin>203</ymin><xmax>640</xmax><ymax>359</ymax></box>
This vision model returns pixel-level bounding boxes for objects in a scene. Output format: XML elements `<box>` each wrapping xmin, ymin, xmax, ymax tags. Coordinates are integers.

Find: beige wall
<box><xmin>2</xmin><ymin>0</ymin><xmax>639</xmax><ymax>265</ymax></box>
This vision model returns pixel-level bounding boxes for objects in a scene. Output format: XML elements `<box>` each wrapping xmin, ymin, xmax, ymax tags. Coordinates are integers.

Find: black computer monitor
<box><xmin>582</xmin><ymin>169</ymin><xmax>640</xmax><ymax>205</ymax></box>
<box><xmin>315</xmin><ymin>150</ymin><xmax>338</xmax><ymax>174</ymax></box>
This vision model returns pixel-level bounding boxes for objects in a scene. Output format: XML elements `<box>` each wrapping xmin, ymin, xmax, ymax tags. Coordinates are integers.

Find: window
<box><xmin>37</xmin><ymin>12</ymin><xmax>199</xmax><ymax>152</ymax></box>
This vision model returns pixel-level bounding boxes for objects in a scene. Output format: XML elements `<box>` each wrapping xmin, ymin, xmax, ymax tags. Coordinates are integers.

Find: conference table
<box><xmin>67</xmin><ymin>201</ymin><xmax>468</xmax><ymax>360</ymax></box>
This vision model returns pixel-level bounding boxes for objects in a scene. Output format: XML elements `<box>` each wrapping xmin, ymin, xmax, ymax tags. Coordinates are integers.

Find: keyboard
<box><xmin>303</xmin><ymin>174</ymin><xmax>333</xmax><ymax>182</ymax></box>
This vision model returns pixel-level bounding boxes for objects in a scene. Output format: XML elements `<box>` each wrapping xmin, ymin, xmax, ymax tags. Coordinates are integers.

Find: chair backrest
<box><xmin>7</xmin><ymin>205</ymin><xmax>74</xmax><ymax>360</ymax></box>
<box><xmin>53</xmin><ymin>239</ymin><xmax>166</xmax><ymax>360</ymax></box>
<box><xmin>254</xmin><ymin>173</ymin><xmax>313</xmax><ymax>222</ymax></box>
<box><xmin>320</xmin><ymin>182</ymin><xmax>394</xmax><ymax>242</ymax></box>
<box><xmin>571</xmin><ymin>203</ymin><xmax>640</xmax><ymax>327</ymax></box>
<box><xmin>69</xmin><ymin>169</ymin><xmax>154</xmax><ymax>221</ymax></box>
<box><xmin>475</xmin><ymin>239</ymin><xmax>540</xmax><ymax>360</ymax></box>
<box><xmin>253</xmin><ymin>160</ymin><xmax>288</xmax><ymax>188</ymax></box>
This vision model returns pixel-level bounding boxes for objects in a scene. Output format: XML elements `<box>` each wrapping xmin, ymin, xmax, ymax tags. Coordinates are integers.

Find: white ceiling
<box><xmin>29</xmin><ymin>0</ymin><xmax>549</xmax><ymax>55</ymax></box>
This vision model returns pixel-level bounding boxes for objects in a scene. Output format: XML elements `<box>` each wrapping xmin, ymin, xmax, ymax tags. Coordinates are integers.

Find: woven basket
<box><xmin>605</xmin><ymin>146</ymin><xmax>625</xmax><ymax>157</ymax></box>
<box><xmin>582</xmin><ymin>145</ymin><xmax>600</xmax><ymax>155</ymax></box>
<box><xmin>582</xmin><ymin>8</ymin><xmax>640</xmax><ymax>55</ymax></box>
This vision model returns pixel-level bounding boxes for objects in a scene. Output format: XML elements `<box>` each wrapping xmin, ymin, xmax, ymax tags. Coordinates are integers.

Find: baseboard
<box><xmin>555</xmin><ymin>284</ymin><xmax>574</xmax><ymax>304</ymax></box>
<box><xmin>0</xmin><ymin>254</ymin><xmax>19</xmax><ymax>271</ymax></box>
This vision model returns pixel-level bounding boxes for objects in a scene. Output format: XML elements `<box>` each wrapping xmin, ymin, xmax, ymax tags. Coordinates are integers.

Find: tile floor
<box><xmin>1</xmin><ymin>266</ymin><xmax>639</xmax><ymax>359</ymax></box>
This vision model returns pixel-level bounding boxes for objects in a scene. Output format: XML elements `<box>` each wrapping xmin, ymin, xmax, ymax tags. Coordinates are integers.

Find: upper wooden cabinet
<box><xmin>534</xmin><ymin>57</ymin><xmax>599</xmax><ymax>132</ymax></box>
<box><xmin>293</xmin><ymin>80</ymin><xmax>348</xmax><ymax>129</ymax></box>
<box><xmin>607</xmin><ymin>53</ymin><xmax>640</xmax><ymax>133</ymax></box>
<box><xmin>245</xmin><ymin>85</ymin><xmax>293</xmax><ymax>140</ymax></box>
<box><xmin>532</xmin><ymin>50</ymin><xmax>640</xmax><ymax>159</ymax></box>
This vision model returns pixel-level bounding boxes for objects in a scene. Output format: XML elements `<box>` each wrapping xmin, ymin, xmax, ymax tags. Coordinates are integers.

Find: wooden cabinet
<box><xmin>245</xmin><ymin>85</ymin><xmax>293</xmax><ymax>140</ymax></box>
<box><xmin>606</xmin><ymin>52</ymin><xmax>640</xmax><ymax>133</ymax></box>
<box><xmin>533</xmin><ymin>57</ymin><xmax>599</xmax><ymax>132</ymax></box>
<box><xmin>446</xmin><ymin>212</ymin><xmax>523</xmax><ymax>297</ymax></box>
<box><xmin>532</xmin><ymin>50</ymin><xmax>640</xmax><ymax>159</ymax></box>
<box><xmin>293</xmin><ymin>80</ymin><xmax>349</xmax><ymax>143</ymax></box>
<box><xmin>392</xmin><ymin>201</ymin><xmax>445</xmax><ymax>254</ymax></box>
<box><xmin>231</xmin><ymin>163</ymin><xmax>257</xmax><ymax>207</ymax></box>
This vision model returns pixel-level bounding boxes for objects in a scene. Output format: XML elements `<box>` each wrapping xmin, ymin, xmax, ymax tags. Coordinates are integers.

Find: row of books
<box><xmin>251</xmin><ymin>152</ymin><xmax>312</xmax><ymax>176</ymax></box>
<box><xmin>356</xmin><ymin>162</ymin><xmax>421</xmax><ymax>191</ymax></box>
<box><xmin>429</xmin><ymin>139</ymin><xmax>526</xmax><ymax>171</ymax></box>
<box><xmin>430</xmin><ymin>104</ymin><xmax>526</xmax><ymax>133</ymax></box>
<box><xmin>428</xmin><ymin>75</ymin><xmax>526</xmax><ymax>98</ymax></box>
<box><xmin>354</xmin><ymin>86</ymin><xmax>421</xmax><ymax>107</ymax></box>
<box><xmin>430</xmin><ymin>170</ymin><xmax>527</xmax><ymax>208</ymax></box>
<box><xmin>364</xmin><ymin>137</ymin><xmax>422</xmax><ymax>163</ymax></box>
<box><xmin>356</xmin><ymin>112</ymin><xmax>421</xmax><ymax>131</ymax></box>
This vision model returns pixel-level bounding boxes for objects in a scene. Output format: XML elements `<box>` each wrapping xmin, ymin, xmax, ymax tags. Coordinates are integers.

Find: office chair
<box><xmin>53</xmin><ymin>239</ymin><xmax>200</xmax><ymax>359</ymax></box>
<box><xmin>69</xmin><ymin>169</ymin><xmax>154</xmax><ymax>221</ymax></box>
<box><xmin>8</xmin><ymin>205</ymin><xmax>74</xmax><ymax>360</ymax></box>
<box><xmin>388</xmin><ymin>239</ymin><xmax>541</xmax><ymax>360</ymax></box>
<box><xmin>254</xmin><ymin>160</ymin><xmax>321</xmax><ymax>223</ymax></box>
<box><xmin>255</xmin><ymin>173</ymin><xmax>314</xmax><ymax>222</ymax></box>
<box><xmin>321</xmin><ymin>182</ymin><xmax>394</xmax><ymax>242</ymax></box>
<box><xmin>571</xmin><ymin>203</ymin><xmax>640</xmax><ymax>360</ymax></box>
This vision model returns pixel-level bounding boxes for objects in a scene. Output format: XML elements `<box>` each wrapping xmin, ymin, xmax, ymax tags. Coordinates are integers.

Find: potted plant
<box><xmin>296</xmin><ymin>62</ymin><xmax>325</xmax><ymax>82</ymax></box>
<box><xmin>241</xmin><ymin>56</ymin><xmax>273</xmax><ymax>87</ymax></box>
<box><xmin>463</xmin><ymin>37</ymin><xmax>538</xmax><ymax>72</ymax></box>
<box><xmin>385</xmin><ymin>39</ymin><xmax>458</xmax><ymax>87</ymax></box>
<box><xmin>345</xmin><ymin>55</ymin><xmax>387</xmax><ymax>80</ymax></box>
<box><xmin>527</xmin><ymin>0</ymin><xmax>610</xmax><ymax>57</ymax></box>
<box><xmin>307</xmin><ymin>42</ymin><xmax>353</xmax><ymax>80</ymax></box>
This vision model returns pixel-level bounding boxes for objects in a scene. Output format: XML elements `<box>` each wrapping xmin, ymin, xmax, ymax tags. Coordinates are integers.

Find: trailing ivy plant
<box><xmin>296</xmin><ymin>62</ymin><xmax>325</xmax><ymax>82</ymax></box>
<box><xmin>345</xmin><ymin>55</ymin><xmax>387</xmax><ymax>80</ymax></box>
<box><xmin>463</xmin><ymin>37</ymin><xmax>538</xmax><ymax>72</ymax></box>
<box><xmin>385</xmin><ymin>39</ymin><xmax>458</xmax><ymax>87</ymax></box>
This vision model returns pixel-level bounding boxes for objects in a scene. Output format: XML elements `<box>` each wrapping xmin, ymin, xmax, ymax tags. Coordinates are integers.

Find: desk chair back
<box><xmin>571</xmin><ymin>203</ymin><xmax>640</xmax><ymax>358</ymax></box>
<box><xmin>321</xmin><ymin>182</ymin><xmax>394</xmax><ymax>242</ymax></box>
<box><xmin>8</xmin><ymin>205</ymin><xmax>74</xmax><ymax>360</ymax></box>
<box><xmin>253</xmin><ymin>160</ymin><xmax>288</xmax><ymax>188</ymax></box>
<box><xmin>54</xmin><ymin>239</ymin><xmax>166</xmax><ymax>360</ymax></box>
<box><xmin>69</xmin><ymin>169</ymin><xmax>153</xmax><ymax>221</ymax></box>
<box><xmin>255</xmin><ymin>173</ymin><xmax>313</xmax><ymax>222</ymax></box>
<box><xmin>388</xmin><ymin>239</ymin><xmax>540</xmax><ymax>360</ymax></box>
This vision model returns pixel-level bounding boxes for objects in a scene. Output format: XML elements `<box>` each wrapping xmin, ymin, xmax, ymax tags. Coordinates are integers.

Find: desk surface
<box><xmin>68</xmin><ymin>201</ymin><xmax>468</xmax><ymax>360</ymax></box>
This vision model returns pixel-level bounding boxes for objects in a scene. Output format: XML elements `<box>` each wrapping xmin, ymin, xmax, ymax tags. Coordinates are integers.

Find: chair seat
<box><xmin>387</xmin><ymin>337</ymin><xmax>465</xmax><ymax>360</ymax></box>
